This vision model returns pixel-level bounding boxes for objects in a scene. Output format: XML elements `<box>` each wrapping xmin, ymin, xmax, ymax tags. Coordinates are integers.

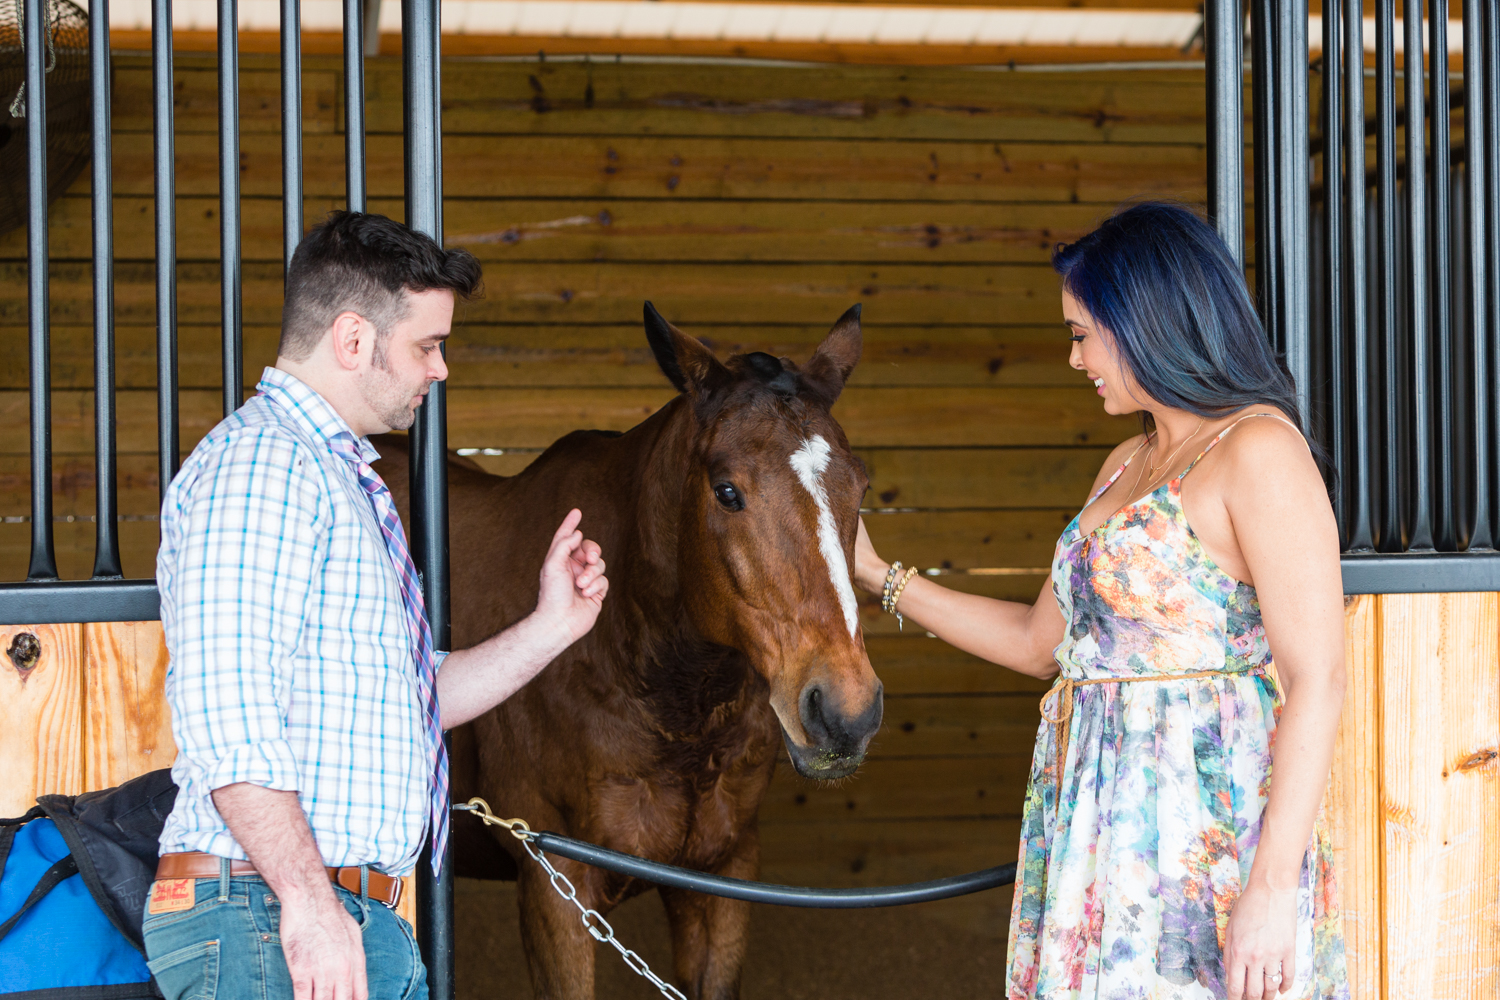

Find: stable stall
<box><xmin>2</xmin><ymin>1</ymin><xmax>1497</xmax><ymax>997</ymax></box>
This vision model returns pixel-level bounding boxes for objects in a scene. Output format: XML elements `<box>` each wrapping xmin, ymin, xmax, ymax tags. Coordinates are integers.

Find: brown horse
<box><xmin>378</xmin><ymin>303</ymin><xmax>883</xmax><ymax>1000</ymax></box>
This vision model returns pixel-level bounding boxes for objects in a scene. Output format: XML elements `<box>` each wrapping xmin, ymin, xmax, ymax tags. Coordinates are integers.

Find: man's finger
<box><xmin>352</xmin><ymin>948</ymin><xmax>370</xmax><ymax>1000</ymax></box>
<box><xmin>551</xmin><ymin>508</ymin><xmax>583</xmax><ymax>543</ymax></box>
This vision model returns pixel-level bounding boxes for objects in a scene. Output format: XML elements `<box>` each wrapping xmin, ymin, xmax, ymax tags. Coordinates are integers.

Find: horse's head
<box><xmin>644</xmin><ymin>302</ymin><xmax>882</xmax><ymax>780</ymax></box>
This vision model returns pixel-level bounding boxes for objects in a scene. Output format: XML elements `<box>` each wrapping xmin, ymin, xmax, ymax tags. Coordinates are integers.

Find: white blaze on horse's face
<box><xmin>788</xmin><ymin>434</ymin><xmax>860</xmax><ymax>637</ymax></box>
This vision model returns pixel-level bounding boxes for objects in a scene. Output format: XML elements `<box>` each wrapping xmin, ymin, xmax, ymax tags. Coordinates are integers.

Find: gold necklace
<box><xmin>1130</xmin><ymin>415</ymin><xmax>1207</xmax><ymax>499</ymax></box>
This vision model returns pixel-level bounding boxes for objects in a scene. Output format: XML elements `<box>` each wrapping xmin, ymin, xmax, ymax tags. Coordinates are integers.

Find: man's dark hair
<box><xmin>279</xmin><ymin>211</ymin><xmax>483</xmax><ymax>362</ymax></box>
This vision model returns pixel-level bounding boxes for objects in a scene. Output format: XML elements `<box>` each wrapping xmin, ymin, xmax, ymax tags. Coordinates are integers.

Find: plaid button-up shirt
<box><xmin>157</xmin><ymin>367</ymin><xmax>442</xmax><ymax>875</ymax></box>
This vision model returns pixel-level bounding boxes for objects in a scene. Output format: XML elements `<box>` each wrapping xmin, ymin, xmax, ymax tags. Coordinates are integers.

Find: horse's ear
<box><xmin>803</xmin><ymin>303</ymin><xmax>862</xmax><ymax>405</ymax></box>
<box><xmin>644</xmin><ymin>301</ymin><xmax>728</xmax><ymax>396</ymax></box>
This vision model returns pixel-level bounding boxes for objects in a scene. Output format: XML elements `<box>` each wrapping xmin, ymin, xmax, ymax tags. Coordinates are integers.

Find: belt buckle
<box><xmin>384</xmin><ymin>875</ymin><xmax>402</xmax><ymax>911</ymax></box>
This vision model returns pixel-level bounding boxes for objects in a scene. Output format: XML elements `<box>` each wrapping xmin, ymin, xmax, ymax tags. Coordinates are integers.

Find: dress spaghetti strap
<box><xmin>1178</xmin><ymin>411</ymin><xmax>1305</xmax><ymax>481</ymax></box>
<box><xmin>1088</xmin><ymin>436</ymin><xmax>1153</xmax><ymax>504</ymax></box>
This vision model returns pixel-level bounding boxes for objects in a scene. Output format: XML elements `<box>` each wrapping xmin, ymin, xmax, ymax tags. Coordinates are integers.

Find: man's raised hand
<box><xmin>535</xmin><ymin>508</ymin><xmax>608</xmax><ymax>645</ymax></box>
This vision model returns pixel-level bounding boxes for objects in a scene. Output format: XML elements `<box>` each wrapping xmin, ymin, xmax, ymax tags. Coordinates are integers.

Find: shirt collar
<box><xmin>256</xmin><ymin>367</ymin><xmax>381</xmax><ymax>464</ymax></box>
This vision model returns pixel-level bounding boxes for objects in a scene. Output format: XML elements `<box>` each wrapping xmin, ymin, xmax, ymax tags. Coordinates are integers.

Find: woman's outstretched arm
<box><xmin>853</xmin><ymin>520</ymin><xmax>1063</xmax><ymax>679</ymax></box>
<box><xmin>851</xmin><ymin>435</ymin><xmax>1145</xmax><ymax>680</ymax></box>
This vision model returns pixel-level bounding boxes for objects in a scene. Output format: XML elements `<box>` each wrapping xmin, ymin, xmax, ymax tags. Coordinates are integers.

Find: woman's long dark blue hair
<box><xmin>1052</xmin><ymin>202</ymin><xmax>1309</xmax><ymax>444</ymax></box>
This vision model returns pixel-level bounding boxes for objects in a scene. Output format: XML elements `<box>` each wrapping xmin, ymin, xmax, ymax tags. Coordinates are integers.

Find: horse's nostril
<box><xmin>800</xmin><ymin>684</ymin><xmax>831</xmax><ymax>743</ymax></box>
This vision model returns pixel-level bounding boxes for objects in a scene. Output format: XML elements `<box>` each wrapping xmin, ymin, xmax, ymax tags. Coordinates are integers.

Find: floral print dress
<box><xmin>1005</xmin><ymin>415</ymin><xmax>1349</xmax><ymax>1000</ymax></box>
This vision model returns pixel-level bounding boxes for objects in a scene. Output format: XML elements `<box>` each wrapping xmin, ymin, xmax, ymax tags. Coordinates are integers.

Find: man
<box><xmin>143</xmin><ymin>212</ymin><xmax>607</xmax><ymax>1000</ymax></box>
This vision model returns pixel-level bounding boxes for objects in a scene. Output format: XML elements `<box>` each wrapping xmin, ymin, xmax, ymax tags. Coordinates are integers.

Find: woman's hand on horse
<box><xmin>853</xmin><ymin>516</ymin><xmax>890</xmax><ymax>594</ymax></box>
<box><xmin>536</xmin><ymin>508</ymin><xmax>609</xmax><ymax>643</ymax></box>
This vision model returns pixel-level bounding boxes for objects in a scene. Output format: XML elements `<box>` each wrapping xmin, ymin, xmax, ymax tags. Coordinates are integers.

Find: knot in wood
<box><xmin>6</xmin><ymin>631</ymin><xmax>41</xmax><ymax>679</ymax></box>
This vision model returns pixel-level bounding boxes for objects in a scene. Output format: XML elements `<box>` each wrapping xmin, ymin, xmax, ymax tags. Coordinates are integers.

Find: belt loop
<box><xmin>360</xmin><ymin>865</ymin><xmax>369</xmax><ymax>901</ymax></box>
<box><xmin>218</xmin><ymin>856</ymin><xmax>230</xmax><ymax>902</ymax></box>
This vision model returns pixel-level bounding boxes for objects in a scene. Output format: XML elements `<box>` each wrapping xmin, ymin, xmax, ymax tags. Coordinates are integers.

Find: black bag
<box><xmin>0</xmin><ymin>769</ymin><xmax>176</xmax><ymax>999</ymax></box>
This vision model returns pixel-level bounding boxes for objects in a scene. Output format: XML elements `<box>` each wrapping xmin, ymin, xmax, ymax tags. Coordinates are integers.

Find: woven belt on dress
<box><xmin>1040</xmin><ymin>665</ymin><xmax>1269</xmax><ymax>784</ymax></box>
<box><xmin>155</xmin><ymin>850</ymin><xmax>403</xmax><ymax>909</ymax></box>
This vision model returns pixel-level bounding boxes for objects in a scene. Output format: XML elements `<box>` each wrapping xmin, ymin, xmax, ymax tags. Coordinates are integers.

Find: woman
<box><xmin>854</xmin><ymin>203</ymin><xmax>1349</xmax><ymax>1000</ymax></box>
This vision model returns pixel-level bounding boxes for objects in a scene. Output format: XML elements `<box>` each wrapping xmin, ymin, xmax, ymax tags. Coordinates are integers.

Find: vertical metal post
<box><xmin>1485</xmin><ymin>0</ymin><xmax>1500</xmax><ymax>547</ymax></box>
<box><xmin>24</xmin><ymin>0</ymin><xmax>56</xmax><ymax>581</ymax></box>
<box><xmin>1374</xmin><ymin>0</ymin><xmax>1401</xmax><ymax>548</ymax></box>
<box><xmin>1466</xmin><ymin>0</ymin><xmax>1491</xmax><ymax>549</ymax></box>
<box><xmin>1206</xmin><ymin>0</ymin><xmax>1244</xmax><ymax>268</ymax></box>
<box><xmin>222</xmin><ymin>0</ymin><xmax>243</xmax><ymax>414</ymax></box>
<box><xmin>1322</xmin><ymin>0</ymin><xmax>1345</xmax><ymax>540</ymax></box>
<box><xmin>1428</xmin><ymin>1</ymin><xmax>1455</xmax><ymax>549</ymax></box>
<box><xmin>284</xmin><ymin>0</ymin><xmax>304</xmax><ymax>265</ymax></box>
<box><xmin>155</xmin><ymin>0</ymin><xmax>179</xmax><ymax>501</ymax></box>
<box><xmin>404</xmin><ymin>0</ymin><xmax>453</xmax><ymax>994</ymax></box>
<box><xmin>1405</xmin><ymin>0</ymin><xmax>1434</xmax><ymax>549</ymax></box>
<box><xmin>1251</xmin><ymin>0</ymin><xmax>1280</xmax><ymax>348</ymax></box>
<box><xmin>1345</xmin><ymin>0</ymin><xmax>1375</xmax><ymax>552</ymax></box>
<box><xmin>91</xmin><ymin>0</ymin><xmax>121</xmax><ymax>579</ymax></box>
<box><xmin>345</xmin><ymin>0</ymin><xmax>367</xmax><ymax>212</ymax></box>
<box><xmin>1279</xmin><ymin>0</ymin><xmax>1311</xmax><ymax>421</ymax></box>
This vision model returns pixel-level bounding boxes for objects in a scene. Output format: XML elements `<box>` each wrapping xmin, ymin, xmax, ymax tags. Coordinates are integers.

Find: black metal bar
<box><xmin>1345</xmin><ymin>0</ymin><xmax>1375</xmax><ymax>552</ymax></box>
<box><xmin>403</xmin><ymin>0</ymin><xmax>453</xmax><ymax>992</ymax></box>
<box><xmin>1251</xmin><ymin>0</ymin><xmax>1280</xmax><ymax>351</ymax></box>
<box><xmin>1323</xmin><ymin>0</ymin><xmax>1345</xmax><ymax>541</ymax></box>
<box><xmin>1340</xmin><ymin>551</ymin><xmax>1500</xmax><ymax>593</ymax></box>
<box><xmin>345</xmin><ymin>0</ymin><xmax>367</xmax><ymax>212</ymax></box>
<box><xmin>1464</xmin><ymin>0</ymin><xmax>1488</xmax><ymax>548</ymax></box>
<box><xmin>155</xmin><ymin>0</ymin><xmax>179</xmax><ymax>501</ymax></box>
<box><xmin>24</xmin><ymin>0</ymin><xmax>56</xmax><ymax>582</ymax></box>
<box><xmin>523</xmin><ymin>828</ymin><xmax>1017</xmax><ymax>907</ymax></box>
<box><xmin>222</xmin><ymin>0</ymin><xmax>243</xmax><ymax>416</ymax></box>
<box><xmin>1374</xmin><ymin>0</ymin><xmax>1401</xmax><ymax>549</ymax></box>
<box><xmin>1206</xmin><ymin>0</ymin><xmax>1244</xmax><ymax>268</ymax></box>
<box><xmin>91</xmin><ymin>0</ymin><xmax>121</xmax><ymax>580</ymax></box>
<box><xmin>284</xmin><ymin>0</ymin><xmax>304</xmax><ymax>265</ymax></box>
<box><xmin>1484</xmin><ymin>0</ymin><xmax>1500</xmax><ymax>548</ymax></box>
<box><xmin>1405</xmin><ymin>0</ymin><xmax>1434</xmax><ymax>550</ymax></box>
<box><xmin>1280</xmin><ymin>0</ymin><xmax>1311</xmax><ymax>421</ymax></box>
<box><xmin>1428</xmin><ymin>1</ymin><xmax>1456</xmax><ymax>549</ymax></box>
<box><xmin>0</xmin><ymin>581</ymin><xmax>161</xmax><ymax>626</ymax></box>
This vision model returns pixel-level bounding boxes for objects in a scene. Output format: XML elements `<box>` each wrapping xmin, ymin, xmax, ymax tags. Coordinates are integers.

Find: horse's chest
<box><xmin>589</xmin><ymin>715</ymin><xmax>778</xmax><ymax>873</ymax></box>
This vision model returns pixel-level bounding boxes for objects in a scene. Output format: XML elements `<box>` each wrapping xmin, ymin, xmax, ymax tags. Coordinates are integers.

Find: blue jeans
<box><xmin>141</xmin><ymin>870</ymin><xmax>426</xmax><ymax>1000</ymax></box>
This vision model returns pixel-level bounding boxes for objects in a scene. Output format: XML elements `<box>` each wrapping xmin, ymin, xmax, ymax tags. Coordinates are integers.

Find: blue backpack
<box><xmin>0</xmin><ymin>769</ymin><xmax>177</xmax><ymax>1000</ymax></box>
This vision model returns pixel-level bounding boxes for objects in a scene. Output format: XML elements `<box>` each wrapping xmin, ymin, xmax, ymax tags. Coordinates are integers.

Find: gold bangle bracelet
<box><xmin>887</xmin><ymin>565</ymin><xmax>920</xmax><ymax>628</ymax></box>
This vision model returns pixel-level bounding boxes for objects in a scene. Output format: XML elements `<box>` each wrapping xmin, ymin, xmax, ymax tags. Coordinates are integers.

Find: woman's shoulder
<box><xmin>1198</xmin><ymin>407</ymin><xmax>1321</xmax><ymax>494</ymax></box>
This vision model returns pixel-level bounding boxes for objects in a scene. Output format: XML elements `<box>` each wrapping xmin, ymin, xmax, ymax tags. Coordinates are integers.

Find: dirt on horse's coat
<box><xmin>376</xmin><ymin>304</ymin><xmax>883</xmax><ymax>1000</ymax></box>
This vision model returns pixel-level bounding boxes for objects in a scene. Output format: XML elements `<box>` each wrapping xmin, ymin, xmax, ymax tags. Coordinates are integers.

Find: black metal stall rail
<box><xmin>2</xmin><ymin>0</ymin><xmax>1499</xmax><ymax>997</ymax></box>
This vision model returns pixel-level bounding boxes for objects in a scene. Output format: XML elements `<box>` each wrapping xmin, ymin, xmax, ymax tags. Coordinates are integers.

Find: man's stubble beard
<box><xmin>364</xmin><ymin>337</ymin><xmax>428</xmax><ymax>432</ymax></box>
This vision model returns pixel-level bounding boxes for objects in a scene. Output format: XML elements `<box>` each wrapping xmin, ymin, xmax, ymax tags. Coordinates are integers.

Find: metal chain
<box><xmin>454</xmin><ymin>799</ymin><xmax>687</xmax><ymax>1000</ymax></box>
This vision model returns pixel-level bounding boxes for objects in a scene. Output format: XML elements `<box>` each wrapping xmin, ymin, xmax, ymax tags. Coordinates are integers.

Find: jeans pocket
<box><xmin>146</xmin><ymin>939</ymin><xmax>221</xmax><ymax>1000</ymax></box>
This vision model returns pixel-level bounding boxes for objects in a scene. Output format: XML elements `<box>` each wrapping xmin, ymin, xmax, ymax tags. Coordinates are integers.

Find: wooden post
<box><xmin>1379</xmin><ymin>593</ymin><xmax>1500</xmax><ymax>999</ymax></box>
<box><xmin>0</xmin><ymin>623</ymin><xmax>85</xmax><ymax>815</ymax></box>
<box><xmin>84</xmin><ymin>620</ymin><xmax>176</xmax><ymax>789</ymax></box>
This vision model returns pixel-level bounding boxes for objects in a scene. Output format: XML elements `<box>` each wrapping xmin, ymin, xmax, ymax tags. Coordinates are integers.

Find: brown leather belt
<box><xmin>155</xmin><ymin>851</ymin><xmax>403</xmax><ymax>909</ymax></box>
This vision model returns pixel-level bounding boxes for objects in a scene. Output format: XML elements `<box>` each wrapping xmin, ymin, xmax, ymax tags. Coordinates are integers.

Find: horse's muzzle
<box><xmin>782</xmin><ymin>681</ymin><xmax>884</xmax><ymax>779</ymax></box>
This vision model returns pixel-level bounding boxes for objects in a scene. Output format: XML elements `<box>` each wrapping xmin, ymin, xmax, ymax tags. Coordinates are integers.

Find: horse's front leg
<box><xmin>659</xmin><ymin>832</ymin><xmax>760</xmax><ymax>1000</ymax></box>
<box><xmin>516</xmin><ymin>853</ymin><xmax>600</xmax><ymax>1000</ymax></box>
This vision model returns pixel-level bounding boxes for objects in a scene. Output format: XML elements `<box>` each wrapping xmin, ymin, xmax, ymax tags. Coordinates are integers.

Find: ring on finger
<box><xmin>1265</xmin><ymin>970</ymin><xmax>1283</xmax><ymax>984</ymax></box>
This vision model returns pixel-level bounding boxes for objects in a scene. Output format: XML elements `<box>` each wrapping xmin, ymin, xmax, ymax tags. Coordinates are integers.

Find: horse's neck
<box><xmin>624</xmin><ymin>396</ymin><xmax>694</xmax><ymax>606</ymax></box>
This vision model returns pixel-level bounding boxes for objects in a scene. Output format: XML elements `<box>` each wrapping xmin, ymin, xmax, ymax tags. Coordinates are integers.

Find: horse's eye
<box><xmin>713</xmin><ymin>482</ymin><xmax>744</xmax><ymax>511</ymax></box>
